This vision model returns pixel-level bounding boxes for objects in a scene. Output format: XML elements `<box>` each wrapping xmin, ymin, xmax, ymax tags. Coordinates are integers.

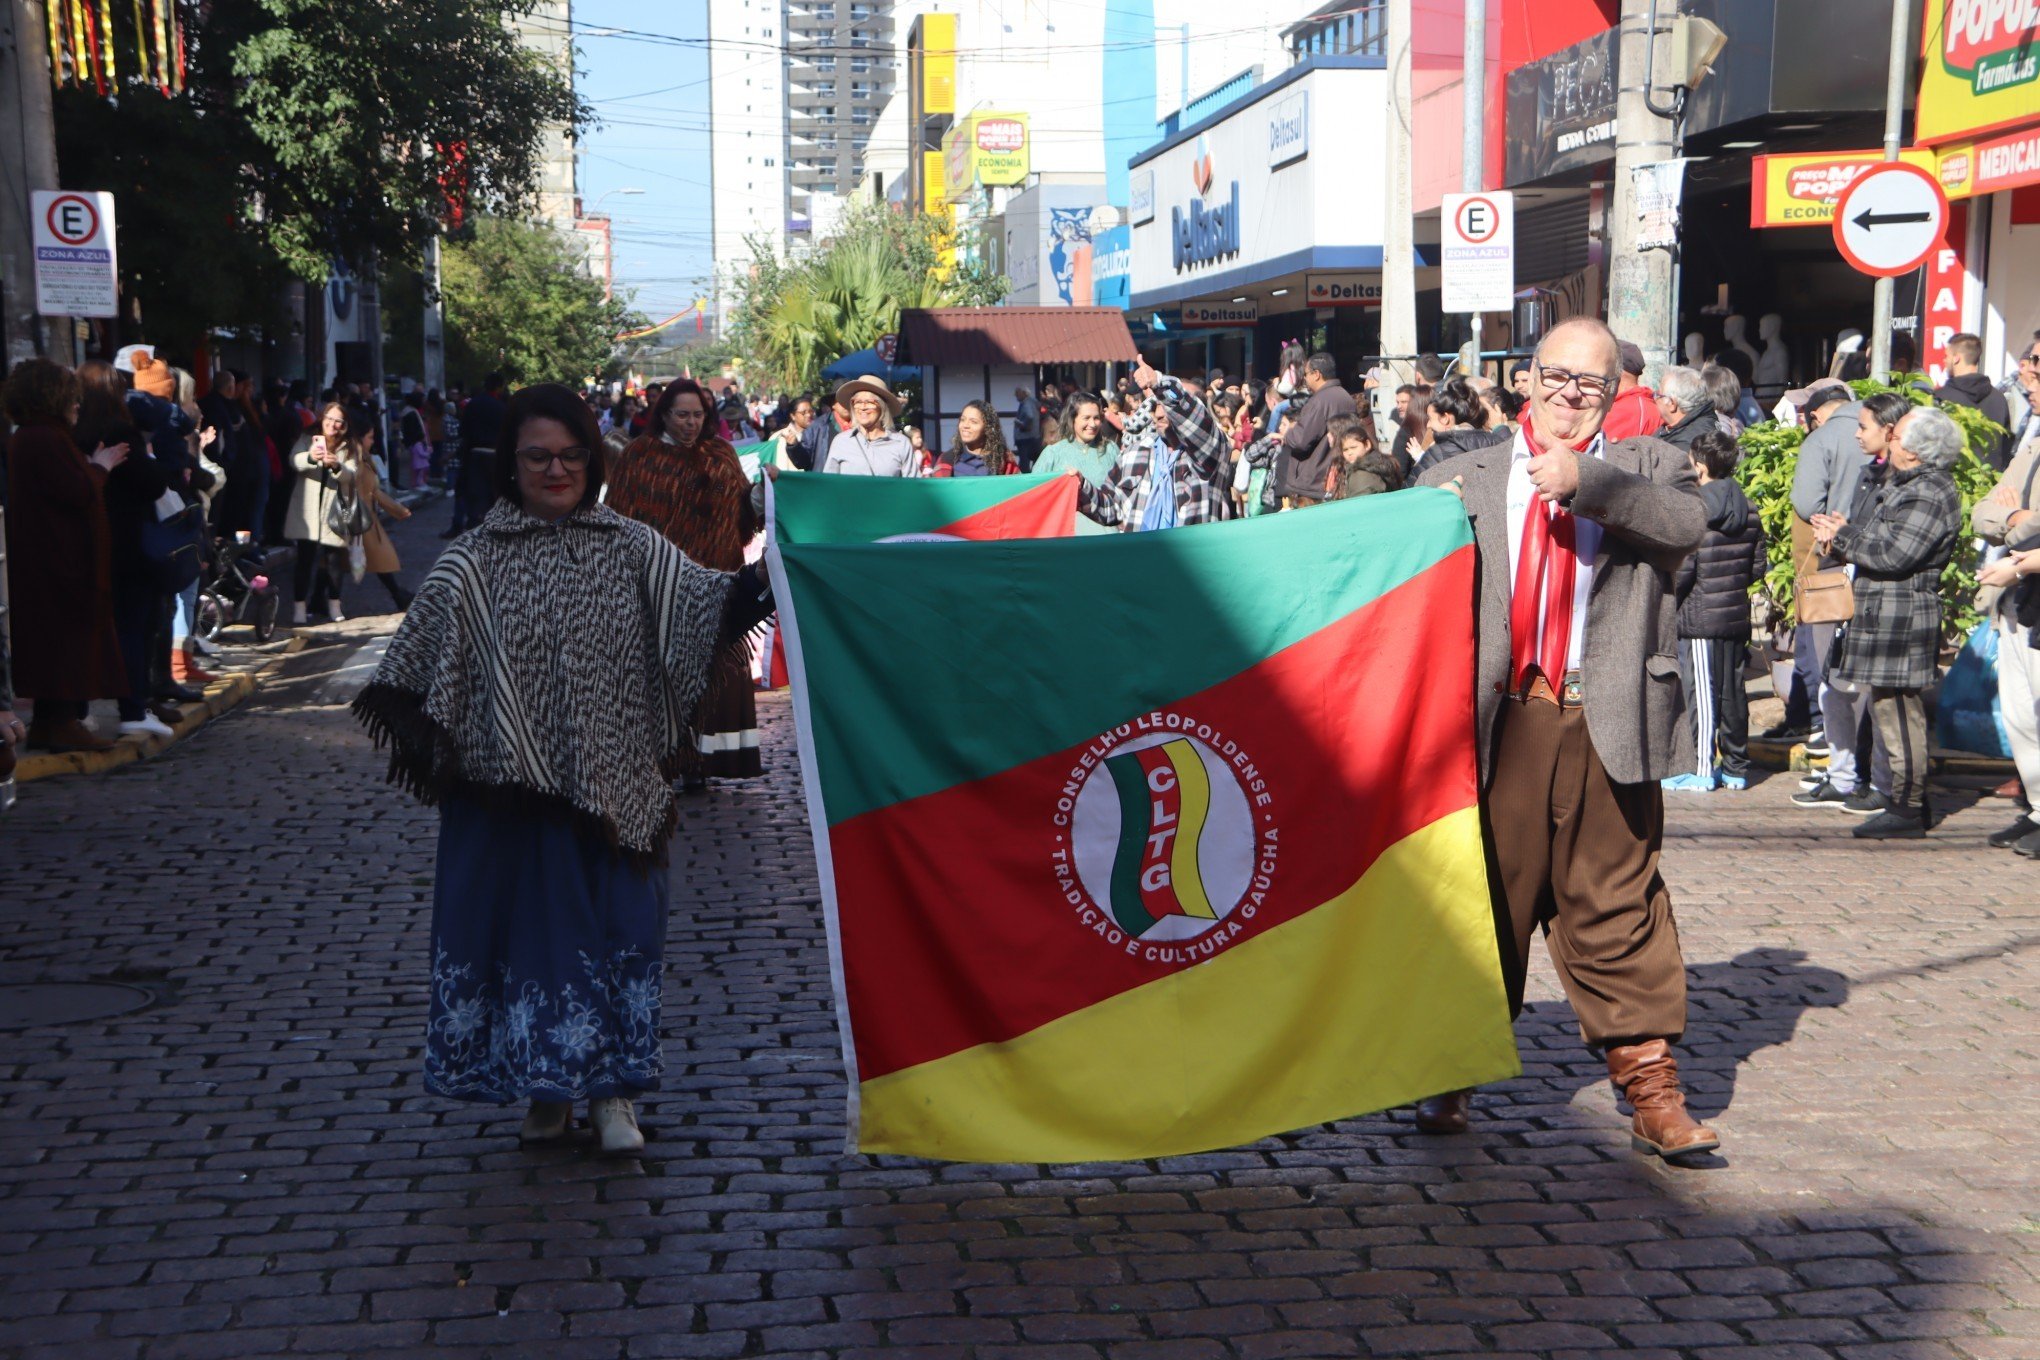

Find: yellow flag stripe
<box><xmin>1163</xmin><ymin>738</ymin><xmax>1217</xmax><ymax>920</ymax></box>
<box><xmin>857</xmin><ymin>807</ymin><xmax>1520</xmax><ymax>1162</ymax></box>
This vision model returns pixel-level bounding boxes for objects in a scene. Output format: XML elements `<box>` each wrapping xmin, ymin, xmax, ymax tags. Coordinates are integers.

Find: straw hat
<box><xmin>832</xmin><ymin>375</ymin><xmax>904</xmax><ymax>418</ymax></box>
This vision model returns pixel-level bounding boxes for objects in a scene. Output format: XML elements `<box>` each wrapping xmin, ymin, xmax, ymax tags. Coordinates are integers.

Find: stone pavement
<box><xmin>2</xmin><ymin>507</ymin><xmax>2037</xmax><ymax>1359</ymax></box>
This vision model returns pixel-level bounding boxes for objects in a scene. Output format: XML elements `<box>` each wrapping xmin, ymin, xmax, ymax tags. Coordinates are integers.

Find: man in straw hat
<box><xmin>823</xmin><ymin>377</ymin><xmax>921</xmax><ymax>477</ymax></box>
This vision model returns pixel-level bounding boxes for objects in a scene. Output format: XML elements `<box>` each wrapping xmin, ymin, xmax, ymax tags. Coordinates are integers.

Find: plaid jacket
<box><xmin>1080</xmin><ymin>377</ymin><xmax>1232</xmax><ymax>530</ymax></box>
<box><xmin>1832</xmin><ymin>464</ymin><xmax>1963</xmax><ymax>690</ymax></box>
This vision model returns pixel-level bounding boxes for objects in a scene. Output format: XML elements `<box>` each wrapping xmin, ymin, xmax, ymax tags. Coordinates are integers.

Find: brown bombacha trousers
<box><xmin>1484</xmin><ymin>696</ymin><xmax>1689</xmax><ymax>1047</ymax></box>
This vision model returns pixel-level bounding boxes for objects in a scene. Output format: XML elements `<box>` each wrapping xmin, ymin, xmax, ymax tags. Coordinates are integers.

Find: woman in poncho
<box><xmin>353</xmin><ymin>384</ymin><xmax>772</xmax><ymax>1154</ymax></box>
<box><xmin>606</xmin><ymin>377</ymin><xmax>762</xmax><ymax>787</ymax></box>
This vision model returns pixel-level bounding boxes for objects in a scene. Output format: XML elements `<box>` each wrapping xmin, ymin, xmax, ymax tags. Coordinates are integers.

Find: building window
<box><xmin>851</xmin><ymin>57</ymin><xmax>869</xmax><ymax>72</ymax></box>
<box><xmin>851</xmin><ymin>109</ymin><xmax>871</xmax><ymax>125</ymax></box>
<box><xmin>814</xmin><ymin>56</ymin><xmax>835</xmax><ymax>70</ymax></box>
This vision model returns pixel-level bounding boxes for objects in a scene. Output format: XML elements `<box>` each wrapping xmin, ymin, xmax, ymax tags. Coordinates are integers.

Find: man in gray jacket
<box><xmin>1416</xmin><ymin>318</ymin><xmax>1714</xmax><ymax>1162</ymax></box>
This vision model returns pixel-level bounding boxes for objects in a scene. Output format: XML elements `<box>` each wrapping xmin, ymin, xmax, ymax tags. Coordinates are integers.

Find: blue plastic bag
<box><xmin>1935</xmin><ymin>622</ymin><xmax>2013</xmax><ymax>758</ymax></box>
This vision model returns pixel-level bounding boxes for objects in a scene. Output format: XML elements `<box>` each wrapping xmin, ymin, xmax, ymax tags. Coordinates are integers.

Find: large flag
<box><xmin>772</xmin><ymin>469</ymin><xmax>1082</xmax><ymax>544</ymax></box>
<box><xmin>766</xmin><ymin>483</ymin><xmax>1519</xmax><ymax>1162</ymax></box>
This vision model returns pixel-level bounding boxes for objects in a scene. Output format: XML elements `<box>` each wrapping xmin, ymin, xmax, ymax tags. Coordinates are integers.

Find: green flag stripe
<box><xmin>1106</xmin><ymin>753</ymin><xmax>1160</xmax><ymax>936</ymax></box>
<box><xmin>778</xmin><ymin>486</ymin><xmax>1471</xmax><ymax>824</ymax></box>
<box><xmin>773</xmin><ymin>469</ymin><xmax>1066</xmax><ymax>545</ymax></box>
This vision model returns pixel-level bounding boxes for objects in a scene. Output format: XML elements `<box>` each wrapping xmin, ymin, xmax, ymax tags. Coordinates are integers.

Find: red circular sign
<box><xmin>1453</xmin><ymin>196</ymin><xmax>1501</xmax><ymax>245</ymax></box>
<box><xmin>44</xmin><ymin>194</ymin><xmax>100</xmax><ymax>247</ymax></box>
<box><xmin>1830</xmin><ymin>162</ymin><xmax>1947</xmax><ymax>279</ymax></box>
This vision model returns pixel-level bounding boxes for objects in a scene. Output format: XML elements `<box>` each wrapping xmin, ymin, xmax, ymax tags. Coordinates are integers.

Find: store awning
<box><xmin>895</xmin><ymin>308</ymin><xmax>1139</xmax><ymax>366</ymax></box>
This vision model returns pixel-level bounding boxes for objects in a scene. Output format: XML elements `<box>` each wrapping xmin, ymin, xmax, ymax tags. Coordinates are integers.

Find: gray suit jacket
<box><xmin>1417</xmin><ymin>437</ymin><xmax>1707</xmax><ymax>788</ymax></box>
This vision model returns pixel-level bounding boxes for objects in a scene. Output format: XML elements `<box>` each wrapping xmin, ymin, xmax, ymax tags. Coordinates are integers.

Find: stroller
<box><xmin>195</xmin><ymin>531</ymin><xmax>281</xmax><ymax>644</ymax></box>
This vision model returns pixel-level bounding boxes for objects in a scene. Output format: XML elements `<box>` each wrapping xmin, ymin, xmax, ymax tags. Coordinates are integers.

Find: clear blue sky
<box><xmin>574</xmin><ymin>2</ymin><xmax>718</xmax><ymax>329</ymax></box>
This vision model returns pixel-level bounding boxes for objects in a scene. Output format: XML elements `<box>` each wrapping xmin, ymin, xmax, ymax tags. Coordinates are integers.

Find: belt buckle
<box><xmin>1560</xmin><ymin>674</ymin><xmax>1584</xmax><ymax>708</ymax></box>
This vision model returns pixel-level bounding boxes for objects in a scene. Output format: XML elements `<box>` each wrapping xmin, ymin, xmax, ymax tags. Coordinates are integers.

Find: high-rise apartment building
<box><xmin>708</xmin><ymin>0</ymin><xmax>897</xmax><ymax>286</ymax></box>
<box><xmin>511</xmin><ymin>0</ymin><xmax>581</xmax><ymax>233</ymax></box>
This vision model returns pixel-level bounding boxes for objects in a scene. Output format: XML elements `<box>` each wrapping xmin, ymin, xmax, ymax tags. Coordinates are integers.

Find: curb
<box><xmin>15</xmin><ymin>636</ymin><xmax>308</xmax><ymax>784</ymax></box>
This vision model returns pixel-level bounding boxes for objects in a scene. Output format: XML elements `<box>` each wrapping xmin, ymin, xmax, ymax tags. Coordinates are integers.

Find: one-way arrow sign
<box><xmin>1852</xmin><ymin>208</ymin><xmax>1931</xmax><ymax>230</ymax></box>
<box><xmin>1832</xmin><ymin>161</ymin><xmax>1948</xmax><ymax>279</ymax></box>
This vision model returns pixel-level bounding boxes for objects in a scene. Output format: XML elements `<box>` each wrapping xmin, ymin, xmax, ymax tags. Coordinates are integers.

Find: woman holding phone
<box><xmin>283</xmin><ymin>402</ymin><xmax>354</xmax><ymax>625</ymax></box>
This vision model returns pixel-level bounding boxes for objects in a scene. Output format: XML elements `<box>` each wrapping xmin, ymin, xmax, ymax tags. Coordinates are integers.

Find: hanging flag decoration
<box><xmin>44</xmin><ymin>0</ymin><xmax>185</xmax><ymax>94</ymax></box>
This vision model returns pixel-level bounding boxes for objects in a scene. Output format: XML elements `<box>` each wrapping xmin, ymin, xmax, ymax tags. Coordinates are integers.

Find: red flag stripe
<box><xmin>932</xmin><ymin>477</ymin><xmax>1080</xmax><ymax>540</ymax></box>
<box><xmin>830</xmin><ymin>548</ymin><xmax>1479</xmax><ymax>1081</ymax></box>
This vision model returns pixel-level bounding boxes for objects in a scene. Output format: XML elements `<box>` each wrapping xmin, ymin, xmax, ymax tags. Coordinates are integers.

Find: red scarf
<box><xmin>1509</xmin><ymin>416</ymin><xmax>1582</xmax><ymax>688</ymax></box>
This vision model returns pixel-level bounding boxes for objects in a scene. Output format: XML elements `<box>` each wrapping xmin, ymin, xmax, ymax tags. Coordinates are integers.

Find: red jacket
<box><xmin>1603</xmin><ymin>384</ymin><xmax>1666</xmax><ymax>441</ymax></box>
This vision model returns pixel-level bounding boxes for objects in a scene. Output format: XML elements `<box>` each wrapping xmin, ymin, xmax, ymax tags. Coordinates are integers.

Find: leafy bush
<box><xmin>1733</xmin><ymin>376</ymin><xmax>2007</xmax><ymax>647</ymax></box>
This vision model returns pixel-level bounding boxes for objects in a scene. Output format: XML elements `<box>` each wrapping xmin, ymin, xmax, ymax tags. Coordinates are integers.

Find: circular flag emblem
<box><xmin>1054</xmin><ymin>713</ymin><xmax>1273</xmax><ymax>962</ymax></box>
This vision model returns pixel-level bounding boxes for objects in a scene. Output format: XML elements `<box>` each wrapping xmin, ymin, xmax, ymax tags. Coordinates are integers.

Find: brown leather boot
<box><xmin>1607</xmin><ymin>1039</ymin><xmax>1719</xmax><ymax>1160</ymax></box>
<box><xmin>40</xmin><ymin>718</ymin><xmax>115</xmax><ymax>753</ymax></box>
<box><xmin>1413</xmin><ymin>1089</ymin><xmax>1471</xmax><ymax>1134</ymax></box>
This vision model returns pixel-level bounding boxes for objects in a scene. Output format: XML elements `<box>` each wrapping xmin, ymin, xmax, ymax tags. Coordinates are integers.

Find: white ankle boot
<box><xmin>518</xmin><ymin>1100</ymin><xmax>572</xmax><ymax>1144</ymax></box>
<box><xmin>590</xmin><ymin>1097</ymin><xmax>643</xmax><ymax>1154</ymax></box>
<box><xmin>291</xmin><ymin>601</ymin><xmax>308</xmax><ymax>625</ymax></box>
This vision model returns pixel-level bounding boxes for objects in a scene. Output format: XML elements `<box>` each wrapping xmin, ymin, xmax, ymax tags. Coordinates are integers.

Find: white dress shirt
<box><xmin>1505</xmin><ymin>428</ymin><xmax>1606</xmax><ymax>672</ymax></box>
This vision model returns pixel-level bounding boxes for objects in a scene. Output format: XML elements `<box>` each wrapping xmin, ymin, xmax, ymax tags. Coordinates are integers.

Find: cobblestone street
<box><xmin>3</xmin><ymin>516</ymin><xmax>2038</xmax><ymax>1360</ymax></box>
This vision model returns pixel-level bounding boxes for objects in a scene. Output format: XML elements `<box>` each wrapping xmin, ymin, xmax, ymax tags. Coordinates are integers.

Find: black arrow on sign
<box><xmin>1853</xmin><ymin>208</ymin><xmax>1932</xmax><ymax>230</ymax></box>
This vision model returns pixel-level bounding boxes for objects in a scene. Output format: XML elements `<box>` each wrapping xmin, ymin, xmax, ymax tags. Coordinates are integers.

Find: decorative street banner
<box><xmin>770</xmin><ymin>469</ymin><xmax>1081</xmax><ymax>546</ymax></box>
<box><xmin>765</xmin><ymin>483</ymin><xmax>1520</xmax><ymax>1162</ymax></box>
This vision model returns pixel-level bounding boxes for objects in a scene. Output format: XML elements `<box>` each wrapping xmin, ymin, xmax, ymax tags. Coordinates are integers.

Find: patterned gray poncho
<box><xmin>353</xmin><ymin>500</ymin><xmax>735</xmax><ymax>866</ymax></box>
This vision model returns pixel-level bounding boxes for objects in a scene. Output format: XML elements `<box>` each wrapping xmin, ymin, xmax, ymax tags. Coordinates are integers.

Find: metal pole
<box><xmin>1607</xmin><ymin>0</ymin><xmax>1677</xmax><ymax>376</ymax></box>
<box><xmin>0</xmin><ymin>0</ymin><xmax>72</xmax><ymax>366</ymax></box>
<box><xmin>1869</xmin><ymin>0</ymin><xmax>1912</xmax><ymax>380</ymax></box>
<box><xmin>1461</xmin><ymin>0</ymin><xmax>1485</xmax><ymax>374</ymax></box>
<box><xmin>1380</xmin><ymin>0</ymin><xmax>1418</xmax><ymax>385</ymax></box>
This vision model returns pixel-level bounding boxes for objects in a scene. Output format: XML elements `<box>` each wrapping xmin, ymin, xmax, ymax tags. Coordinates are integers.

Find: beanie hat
<box><xmin>133</xmin><ymin>354</ymin><xmax>176</xmax><ymax>399</ymax></box>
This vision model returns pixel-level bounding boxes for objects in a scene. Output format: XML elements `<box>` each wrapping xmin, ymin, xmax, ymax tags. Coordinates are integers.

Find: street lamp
<box><xmin>586</xmin><ymin>187</ymin><xmax>645</xmax><ymax>217</ymax></box>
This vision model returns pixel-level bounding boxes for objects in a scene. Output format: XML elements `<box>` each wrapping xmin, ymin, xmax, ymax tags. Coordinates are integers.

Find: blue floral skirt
<box><xmin>425</xmin><ymin>792</ymin><xmax>670</xmax><ymax>1104</ymax></box>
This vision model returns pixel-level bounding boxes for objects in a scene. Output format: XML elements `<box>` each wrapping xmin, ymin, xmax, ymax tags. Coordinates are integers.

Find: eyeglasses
<box><xmin>2022</xmin><ymin>352</ymin><xmax>2040</xmax><ymax>367</ymax></box>
<box><xmin>851</xmin><ymin>397</ymin><xmax>882</xmax><ymax>409</ymax></box>
<box><xmin>1535</xmin><ymin>366</ymin><xmax>1615</xmax><ymax>399</ymax></box>
<box><xmin>516</xmin><ymin>446</ymin><xmax>592</xmax><ymax>471</ymax></box>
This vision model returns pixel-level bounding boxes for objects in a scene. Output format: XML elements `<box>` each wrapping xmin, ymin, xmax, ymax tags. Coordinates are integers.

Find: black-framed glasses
<box><xmin>516</xmin><ymin>446</ymin><xmax>592</xmax><ymax>471</ymax></box>
<box><xmin>1535</xmin><ymin>365</ymin><xmax>1615</xmax><ymax>399</ymax></box>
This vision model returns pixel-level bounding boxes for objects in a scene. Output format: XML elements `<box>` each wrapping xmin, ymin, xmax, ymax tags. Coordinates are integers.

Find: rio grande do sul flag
<box><xmin>765</xmin><ymin>483</ymin><xmax>1519</xmax><ymax>1162</ymax></box>
<box><xmin>770</xmin><ymin>468</ymin><xmax>1081</xmax><ymax>545</ymax></box>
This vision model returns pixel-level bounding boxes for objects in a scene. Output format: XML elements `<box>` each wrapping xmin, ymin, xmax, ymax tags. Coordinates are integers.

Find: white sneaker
<box><xmin>118</xmin><ymin>714</ymin><xmax>174</xmax><ymax>739</ymax></box>
<box><xmin>518</xmin><ymin>1100</ymin><xmax>572</xmax><ymax>1144</ymax></box>
<box><xmin>327</xmin><ymin>605</ymin><xmax>345</xmax><ymax>623</ymax></box>
<box><xmin>291</xmin><ymin>601</ymin><xmax>308</xmax><ymax>625</ymax></box>
<box><xmin>590</xmin><ymin>1097</ymin><xmax>644</xmax><ymax>1154</ymax></box>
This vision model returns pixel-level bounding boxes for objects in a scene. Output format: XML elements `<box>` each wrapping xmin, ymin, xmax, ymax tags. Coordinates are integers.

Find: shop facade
<box><xmin>1126</xmin><ymin>56</ymin><xmax>1419</xmax><ymax>384</ymax></box>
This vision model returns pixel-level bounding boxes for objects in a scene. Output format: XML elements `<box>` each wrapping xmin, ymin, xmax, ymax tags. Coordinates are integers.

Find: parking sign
<box><xmin>30</xmin><ymin>191</ymin><xmax>119</xmax><ymax>318</ymax></box>
<box><xmin>1441</xmin><ymin>192</ymin><xmax>1514</xmax><ymax>314</ymax></box>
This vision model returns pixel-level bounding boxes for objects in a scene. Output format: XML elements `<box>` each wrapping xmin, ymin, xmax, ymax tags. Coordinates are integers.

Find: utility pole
<box><xmin>1461</xmin><ymin>0</ymin><xmax>1486</xmax><ymax>375</ymax></box>
<box><xmin>1869</xmin><ymin>0</ymin><xmax>1912</xmax><ymax>379</ymax></box>
<box><xmin>1606</xmin><ymin>0</ymin><xmax>1676</xmax><ymax>371</ymax></box>
<box><xmin>1380</xmin><ymin>0</ymin><xmax>1417</xmax><ymax>382</ymax></box>
<box><xmin>0</xmin><ymin>0</ymin><xmax>72</xmax><ymax>367</ymax></box>
<box><xmin>422</xmin><ymin>236</ymin><xmax>446</xmax><ymax>393</ymax></box>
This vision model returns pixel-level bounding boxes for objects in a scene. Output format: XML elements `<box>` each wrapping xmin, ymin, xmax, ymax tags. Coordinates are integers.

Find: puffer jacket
<box><xmin>1674</xmin><ymin>477</ymin><xmax>1764</xmax><ymax>639</ymax></box>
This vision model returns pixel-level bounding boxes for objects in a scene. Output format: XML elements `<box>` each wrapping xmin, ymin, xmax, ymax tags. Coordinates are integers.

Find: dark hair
<box><xmin>484</xmin><ymin>371</ymin><xmax>505</xmax><ymax>393</ymax></box>
<box><xmin>647</xmin><ymin>378</ymin><xmax>716</xmax><ymax>446</ymax></box>
<box><xmin>1327</xmin><ymin>413</ymin><xmax>1373</xmax><ymax>450</ymax></box>
<box><xmin>1495</xmin><ymin>387</ymin><xmax>1527</xmax><ymax>421</ymax></box>
<box><xmin>1860</xmin><ymin>391</ymin><xmax>1913</xmax><ymax>431</ymax></box>
<box><xmin>1428</xmin><ymin>377</ymin><xmax>1487</xmax><ymax>430</ymax></box>
<box><xmin>73</xmin><ymin>360</ymin><xmax>135</xmax><ymax>454</ymax></box>
<box><xmin>312</xmin><ymin>401</ymin><xmax>365</xmax><ymax>467</ymax></box>
<box><xmin>1304</xmin><ymin>352</ymin><xmax>1338</xmax><ymax>382</ymax></box>
<box><xmin>948</xmin><ymin>398</ymin><xmax>1011</xmax><ymax>473</ymax></box>
<box><xmin>1713</xmin><ymin>347</ymin><xmax>1754</xmax><ymax>387</ymax></box>
<box><xmin>1414</xmin><ymin>354</ymin><xmax>1448</xmax><ymax>383</ymax></box>
<box><xmin>1509</xmin><ymin>359</ymin><xmax>1532</xmax><ymax>380</ymax></box>
<box><xmin>3</xmin><ymin>357</ymin><xmax>81</xmax><ymax>426</ymax></box>
<box><xmin>1213</xmin><ymin>393</ymin><xmax>1243</xmax><ymax>419</ymax></box>
<box><xmin>1803</xmin><ymin>383</ymin><xmax>1852</xmax><ymax>411</ymax></box>
<box><xmin>494</xmin><ymin>383</ymin><xmax>607</xmax><ymax>509</ymax></box>
<box><xmin>1395</xmin><ymin>383</ymin><xmax>1418</xmax><ymax>398</ymax></box>
<box><xmin>1691</xmin><ymin>429</ymin><xmax>1740</xmax><ymax>481</ymax></box>
<box><xmin>1061</xmin><ymin>390</ymin><xmax>1107</xmax><ymax>445</ymax></box>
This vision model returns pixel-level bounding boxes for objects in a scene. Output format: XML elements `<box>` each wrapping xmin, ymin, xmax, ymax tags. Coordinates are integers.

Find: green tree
<box><xmin>727</xmin><ymin>201</ymin><xmax>1010</xmax><ymax>393</ymax></box>
<box><xmin>53</xmin><ymin>0</ymin><xmax>583</xmax><ymax>349</ymax></box>
<box><xmin>439</xmin><ymin>217</ymin><xmax>638</xmax><ymax>385</ymax></box>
